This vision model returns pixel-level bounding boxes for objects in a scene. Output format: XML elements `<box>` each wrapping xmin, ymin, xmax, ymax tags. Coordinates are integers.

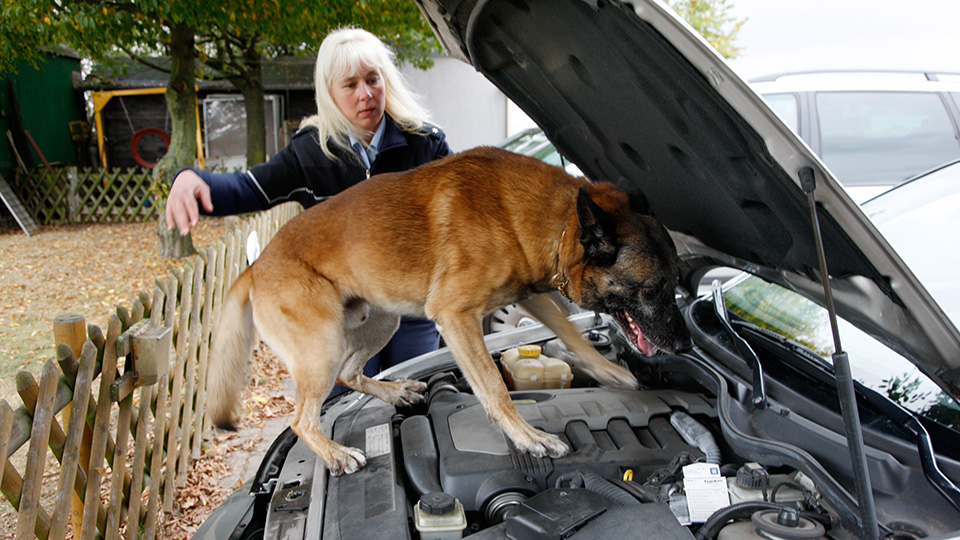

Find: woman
<box><xmin>165</xmin><ymin>27</ymin><xmax>451</xmax><ymax>387</ymax></box>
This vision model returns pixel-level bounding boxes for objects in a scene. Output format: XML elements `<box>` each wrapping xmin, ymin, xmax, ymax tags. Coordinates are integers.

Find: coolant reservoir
<box><xmin>501</xmin><ymin>345</ymin><xmax>573</xmax><ymax>390</ymax></box>
<box><xmin>414</xmin><ymin>492</ymin><xmax>467</xmax><ymax>540</ymax></box>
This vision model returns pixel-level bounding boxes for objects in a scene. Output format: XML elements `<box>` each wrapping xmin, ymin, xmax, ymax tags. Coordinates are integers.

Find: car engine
<box><xmin>250</xmin><ymin>308</ymin><xmax>960</xmax><ymax>540</ymax></box>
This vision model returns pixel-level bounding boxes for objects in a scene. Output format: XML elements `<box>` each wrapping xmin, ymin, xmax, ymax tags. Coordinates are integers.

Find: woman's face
<box><xmin>331</xmin><ymin>64</ymin><xmax>386</xmax><ymax>142</ymax></box>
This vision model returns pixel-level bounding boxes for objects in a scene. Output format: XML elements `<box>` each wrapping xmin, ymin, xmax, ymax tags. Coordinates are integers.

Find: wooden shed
<box><xmin>82</xmin><ymin>56</ymin><xmax>316</xmax><ymax>170</ymax></box>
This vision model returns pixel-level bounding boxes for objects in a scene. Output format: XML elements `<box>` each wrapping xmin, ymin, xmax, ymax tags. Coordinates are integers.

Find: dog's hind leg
<box><xmin>434</xmin><ymin>310</ymin><xmax>569</xmax><ymax>458</ymax></box>
<box><xmin>520</xmin><ymin>294</ymin><xmax>638</xmax><ymax>389</ymax></box>
<box><xmin>252</xmin><ymin>280</ymin><xmax>366</xmax><ymax>476</ymax></box>
<box><xmin>336</xmin><ymin>304</ymin><xmax>427</xmax><ymax>405</ymax></box>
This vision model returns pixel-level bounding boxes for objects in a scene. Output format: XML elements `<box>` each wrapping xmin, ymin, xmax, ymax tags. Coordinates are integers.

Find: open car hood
<box><xmin>415</xmin><ymin>0</ymin><xmax>960</xmax><ymax>388</ymax></box>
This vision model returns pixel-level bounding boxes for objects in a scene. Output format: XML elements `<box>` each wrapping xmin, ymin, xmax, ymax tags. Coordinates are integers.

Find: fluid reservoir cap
<box><xmin>518</xmin><ymin>345</ymin><xmax>542</xmax><ymax>357</ymax></box>
<box><xmin>582</xmin><ymin>330</ymin><xmax>612</xmax><ymax>350</ymax></box>
<box><xmin>735</xmin><ymin>462</ymin><xmax>770</xmax><ymax>490</ymax></box>
<box><xmin>419</xmin><ymin>492</ymin><xmax>456</xmax><ymax>515</ymax></box>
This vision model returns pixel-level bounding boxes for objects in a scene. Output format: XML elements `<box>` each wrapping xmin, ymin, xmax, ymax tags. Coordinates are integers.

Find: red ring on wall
<box><xmin>130</xmin><ymin>127</ymin><xmax>170</xmax><ymax>168</ymax></box>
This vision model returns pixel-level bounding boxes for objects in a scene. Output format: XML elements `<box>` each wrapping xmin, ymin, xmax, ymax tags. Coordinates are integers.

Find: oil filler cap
<box><xmin>419</xmin><ymin>492</ymin><xmax>456</xmax><ymax>515</ymax></box>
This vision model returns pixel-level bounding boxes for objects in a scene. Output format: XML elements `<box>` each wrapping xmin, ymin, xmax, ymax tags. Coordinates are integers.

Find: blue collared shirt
<box><xmin>348</xmin><ymin>119</ymin><xmax>387</xmax><ymax>170</ymax></box>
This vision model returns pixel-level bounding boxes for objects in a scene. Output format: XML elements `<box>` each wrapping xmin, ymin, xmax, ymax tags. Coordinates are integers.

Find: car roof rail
<box><xmin>750</xmin><ymin>69</ymin><xmax>960</xmax><ymax>83</ymax></box>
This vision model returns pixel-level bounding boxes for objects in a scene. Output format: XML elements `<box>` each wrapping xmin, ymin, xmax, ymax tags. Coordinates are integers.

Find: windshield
<box><xmin>723</xmin><ymin>162</ymin><xmax>960</xmax><ymax>430</ymax></box>
<box><xmin>500</xmin><ymin>129</ymin><xmax>584</xmax><ymax>176</ymax></box>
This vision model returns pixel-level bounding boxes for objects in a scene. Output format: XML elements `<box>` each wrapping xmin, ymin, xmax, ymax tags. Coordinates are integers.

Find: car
<box><xmin>497</xmin><ymin>127</ymin><xmax>584</xmax><ymax>177</ymax></box>
<box><xmin>193</xmin><ymin>1</ymin><xmax>960</xmax><ymax>539</ymax></box>
<box><xmin>722</xmin><ymin>159</ymin><xmax>960</xmax><ymax>428</ymax></box>
<box><xmin>751</xmin><ymin>71</ymin><xmax>960</xmax><ymax>202</ymax></box>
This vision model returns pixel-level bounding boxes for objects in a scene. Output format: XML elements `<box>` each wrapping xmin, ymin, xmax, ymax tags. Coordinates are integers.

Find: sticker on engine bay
<box><xmin>682</xmin><ymin>463</ymin><xmax>730</xmax><ymax>523</ymax></box>
<box><xmin>365</xmin><ymin>423</ymin><xmax>391</xmax><ymax>458</ymax></box>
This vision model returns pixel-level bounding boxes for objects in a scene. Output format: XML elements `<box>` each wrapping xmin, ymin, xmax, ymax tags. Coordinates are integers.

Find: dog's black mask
<box><xmin>576</xmin><ymin>187</ymin><xmax>691</xmax><ymax>356</ymax></box>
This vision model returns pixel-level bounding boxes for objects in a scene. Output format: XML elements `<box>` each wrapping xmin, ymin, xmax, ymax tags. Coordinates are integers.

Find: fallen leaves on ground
<box><xmin>157</xmin><ymin>344</ymin><xmax>292</xmax><ymax>540</ymax></box>
<box><xmin>0</xmin><ymin>220</ymin><xmax>223</xmax><ymax>400</ymax></box>
<box><xmin>0</xmin><ymin>220</ymin><xmax>295</xmax><ymax>538</ymax></box>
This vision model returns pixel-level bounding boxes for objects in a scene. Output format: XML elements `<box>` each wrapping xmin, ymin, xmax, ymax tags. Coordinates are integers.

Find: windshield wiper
<box><xmin>711</xmin><ymin>280</ymin><xmax>767</xmax><ymax>410</ymax></box>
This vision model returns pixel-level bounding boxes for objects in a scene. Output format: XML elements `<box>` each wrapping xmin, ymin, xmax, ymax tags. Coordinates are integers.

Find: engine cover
<box><xmin>425</xmin><ymin>388</ymin><xmax>717</xmax><ymax>512</ymax></box>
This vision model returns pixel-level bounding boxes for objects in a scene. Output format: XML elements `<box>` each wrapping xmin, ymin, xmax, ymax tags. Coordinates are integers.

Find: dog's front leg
<box><xmin>519</xmin><ymin>294</ymin><xmax>638</xmax><ymax>389</ymax></box>
<box><xmin>288</xmin><ymin>354</ymin><xmax>368</xmax><ymax>476</ymax></box>
<box><xmin>434</xmin><ymin>311</ymin><xmax>569</xmax><ymax>458</ymax></box>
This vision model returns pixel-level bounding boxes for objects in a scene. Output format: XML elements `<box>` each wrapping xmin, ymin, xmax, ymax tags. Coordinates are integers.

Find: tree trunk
<box><xmin>230</xmin><ymin>43</ymin><xmax>266</xmax><ymax>168</ymax></box>
<box><xmin>155</xmin><ymin>22</ymin><xmax>198</xmax><ymax>258</ymax></box>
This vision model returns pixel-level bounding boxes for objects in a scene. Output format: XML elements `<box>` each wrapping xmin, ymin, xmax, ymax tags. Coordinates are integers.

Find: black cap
<box><xmin>419</xmin><ymin>492</ymin><xmax>456</xmax><ymax>515</ymax></box>
<box><xmin>735</xmin><ymin>463</ymin><xmax>770</xmax><ymax>490</ymax></box>
<box><xmin>777</xmin><ymin>508</ymin><xmax>801</xmax><ymax>528</ymax></box>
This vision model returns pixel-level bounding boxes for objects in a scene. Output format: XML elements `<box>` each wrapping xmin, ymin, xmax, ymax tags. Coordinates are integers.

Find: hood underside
<box><xmin>415</xmin><ymin>0</ymin><xmax>960</xmax><ymax>384</ymax></box>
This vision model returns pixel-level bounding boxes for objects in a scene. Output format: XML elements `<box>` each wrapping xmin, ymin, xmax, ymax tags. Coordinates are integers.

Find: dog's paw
<box><xmin>511</xmin><ymin>426</ymin><xmax>570</xmax><ymax>459</ymax></box>
<box><xmin>382</xmin><ymin>379</ymin><xmax>427</xmax><ymax>406</ymax></box>
<box><xmin>322</xmin><ymin>443</ymin><xmax>367</xmax><ymax>476</ymax></box>
<box><xmin>590</xmin><ymin>362</ymin><xmax>640</xmax><ymax>390</ymax></box>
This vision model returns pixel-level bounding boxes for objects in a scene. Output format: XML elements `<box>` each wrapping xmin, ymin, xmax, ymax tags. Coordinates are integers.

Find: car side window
<box><xmin>762</xmin><ymin>93</ymin><xmax>800</xmax><ymax>134</ymax></box>
<box><xmin>815</xmin><ymin>91</ymin><xmax>960</xmax><ymax>187</ymax></box>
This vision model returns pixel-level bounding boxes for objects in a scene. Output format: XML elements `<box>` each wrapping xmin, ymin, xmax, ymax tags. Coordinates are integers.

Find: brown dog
<box><xmin>207</xmin><ymin>146</ymin><xmax>689</xmax><ymax>475</ymax></box>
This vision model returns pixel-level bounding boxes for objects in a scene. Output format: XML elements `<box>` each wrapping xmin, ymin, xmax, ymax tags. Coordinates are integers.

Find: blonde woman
<box><xmin>166</xmin><ymin>27</ymin><xmax>451</xmax><ymax>387</ymax></box>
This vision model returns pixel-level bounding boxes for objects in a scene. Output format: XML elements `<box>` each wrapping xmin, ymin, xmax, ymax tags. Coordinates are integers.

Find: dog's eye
<box><xmin>640</xmin><ymin>287</ymin><xmax>658</xmax><ymax>300</ymax></box>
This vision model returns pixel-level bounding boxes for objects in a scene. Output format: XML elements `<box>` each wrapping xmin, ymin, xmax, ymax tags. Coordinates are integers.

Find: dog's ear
<box><xmin>577</xmin><ymin>186</ymin><xmax>618</xmax><ymax>266</ymax></box>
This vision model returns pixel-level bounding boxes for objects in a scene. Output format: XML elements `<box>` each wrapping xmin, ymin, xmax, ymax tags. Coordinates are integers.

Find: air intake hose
<box><xmin>670</xmin><ymin>411</ymin><xmax>722</xmax><ymax>465</ymax></box>
<box><xmin>400</xmin><ymin>416</ymin><xmax>443</xmax><ymax>496</ymax></box>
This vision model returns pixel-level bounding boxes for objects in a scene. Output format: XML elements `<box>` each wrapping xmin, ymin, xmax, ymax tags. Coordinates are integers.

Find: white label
<box><xmin>365</xmin><ymin>423</ymin><xmax>391</xmax><ymax>458</ymax></box>
<box><xmin>683</xmin><ymin>463</ymin><xmax>730</xmax><ymax>523</ymax></box>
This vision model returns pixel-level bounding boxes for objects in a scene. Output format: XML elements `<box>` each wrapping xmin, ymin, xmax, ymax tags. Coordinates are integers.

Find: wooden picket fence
<box><xmin>12</xmin><ymin>167</ymin><xmax>159</xmax><ymax>225</ymax></box>
<box><xmin>0</xmin><ymin>201</ymin><xmax>301</xmax><ymax>540</ymax></box>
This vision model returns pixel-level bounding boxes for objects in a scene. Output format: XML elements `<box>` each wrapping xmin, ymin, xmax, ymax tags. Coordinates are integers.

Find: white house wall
<box><xmin>400</xmin><ymin>55</ymin><xmax>516</xmax><ymax>152</ymax></box>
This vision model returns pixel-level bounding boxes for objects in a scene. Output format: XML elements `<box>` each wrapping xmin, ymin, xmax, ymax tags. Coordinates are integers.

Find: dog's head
<box><xmin>571</xmin><ymin>186</ymin><xmax>691</xmax><ymax>356</ymax></box>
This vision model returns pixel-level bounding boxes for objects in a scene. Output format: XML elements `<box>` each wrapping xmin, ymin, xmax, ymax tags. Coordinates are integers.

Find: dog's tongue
<box><xmin>622</xmin><ymin>311</ymin><xmax>659</xmax><ymax>357</ymax></box>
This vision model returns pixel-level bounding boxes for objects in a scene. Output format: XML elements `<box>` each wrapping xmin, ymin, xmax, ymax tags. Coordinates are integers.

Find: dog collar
<box><xmin>551</xmin><ymin>230</ymin><xmax>571</xmax><ymax>300</ymax></box>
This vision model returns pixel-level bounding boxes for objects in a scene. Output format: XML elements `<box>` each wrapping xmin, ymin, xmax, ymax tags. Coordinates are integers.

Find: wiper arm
<box><xmin>711</xmin><ymin>280</ymin><xmax>767</xmax><ymax>410</ymax></box>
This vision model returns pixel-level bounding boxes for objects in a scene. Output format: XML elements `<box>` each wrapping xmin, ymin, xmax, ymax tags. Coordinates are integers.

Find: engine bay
<box><xmin>252</xmin><ymin>307</ymin><xmax>960</xmax><ymax>540</ymax></box>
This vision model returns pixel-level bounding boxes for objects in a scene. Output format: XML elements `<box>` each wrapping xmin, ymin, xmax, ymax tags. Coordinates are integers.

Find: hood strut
<box><xmin>800</xmin><ymin>167</ymin><xmax>879</xmax><ymax>540</ymax></box>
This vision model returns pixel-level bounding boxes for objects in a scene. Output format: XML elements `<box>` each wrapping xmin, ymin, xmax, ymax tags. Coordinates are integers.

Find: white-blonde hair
<box><xmin>300</xmin><ymin>27</ymin><xmax>432</xmax><ymax>161</ymax></box>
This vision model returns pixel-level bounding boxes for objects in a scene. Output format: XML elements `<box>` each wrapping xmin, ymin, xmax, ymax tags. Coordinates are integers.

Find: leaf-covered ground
<box><xmin>0</xmin><ymin>219</ymin><xmax>223</xmax><ymax>401</ymax></box>
<box><xmin>0</xmin><ymin>218</ymin><xmax>294</xmax><ymax>538</ymax></box>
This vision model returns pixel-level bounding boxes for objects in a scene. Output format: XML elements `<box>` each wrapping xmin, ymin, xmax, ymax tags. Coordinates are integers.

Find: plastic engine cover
<box><xmin>427</xmin><ymin>388</ymin><xmax>717</xmax><ymax>512</ymax></box>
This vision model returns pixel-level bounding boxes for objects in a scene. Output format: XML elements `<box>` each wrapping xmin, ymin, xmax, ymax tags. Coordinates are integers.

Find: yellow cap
<box><xmin>518</xmin><ymin>344</ymin><xmax>542</xmax><ymax>357</ymax></box>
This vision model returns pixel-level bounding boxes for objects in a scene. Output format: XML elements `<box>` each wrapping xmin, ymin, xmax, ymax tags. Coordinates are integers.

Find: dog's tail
<box><xmin>207</xmin><ymin>268</ymin><xmax>256</xmax><ymax>431</ymax></box>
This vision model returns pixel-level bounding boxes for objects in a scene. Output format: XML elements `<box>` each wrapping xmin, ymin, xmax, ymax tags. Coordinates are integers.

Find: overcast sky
<box><xmin>725</xmin><ymin>0</ymin><xmax>960</xmax><ymax>81</ymax></box>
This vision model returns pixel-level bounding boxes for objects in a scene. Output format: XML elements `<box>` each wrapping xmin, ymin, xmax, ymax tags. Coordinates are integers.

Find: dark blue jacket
<box><xmin>193</xmin><ymin>114</ymin><xmax>451</xmax><ymax>214</ymax></box>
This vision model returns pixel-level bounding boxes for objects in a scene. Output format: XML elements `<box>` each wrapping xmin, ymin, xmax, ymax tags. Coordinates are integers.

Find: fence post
<box><xmin>15</xmin><ymin>360</ymin><xmax>59</xmax><ymax>540</ymax></box>
<box><xmin>177</xmin><ymin>256</ymin><xmax>204</xmax><ymax>481</ymax></box>
<box><xmin>142</xmin><ymin>286</ymin><xmax>169</xmax><ymax>540</ymax></box>
<box><xmin>66</xmin><ymin>167</ymin><xmax>79</xmax><ymax>223</ymax></box>
<box><xmin>48</xmin><ymin>342</ymin><xmax>97</xmax><ymax>540</ymax></box>
<box><xmin>52</xmin><ymin>314</ymin><xmax>91</xmax><ymax>540</ymax></box>
<box><xmin>79</xmin><ymin>316</ymin><xmax>122</xmax><ymax>540</ymax></box>
<box><xmin>192</xmin><ymin>245</ymin><xmax>218</xmax><ymax>459</ymax></box>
